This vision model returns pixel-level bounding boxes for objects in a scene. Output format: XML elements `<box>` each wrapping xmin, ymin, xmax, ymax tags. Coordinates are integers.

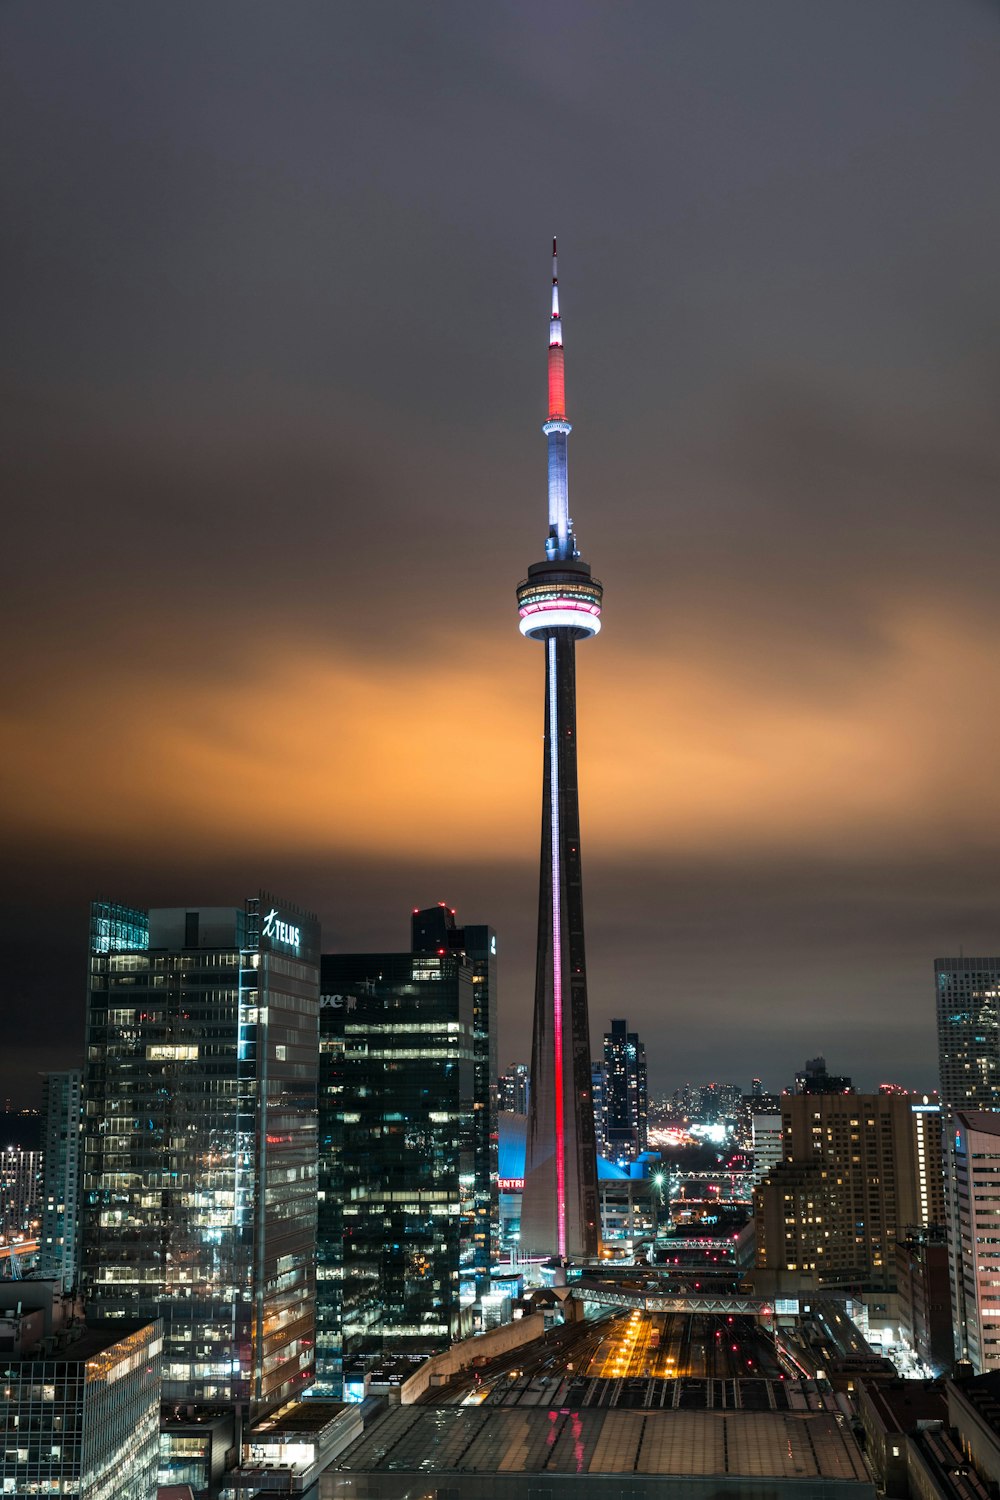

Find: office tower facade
<box><xmin>80</xmin><ymin>894</ymin><xmax>320</xmax><ymax>1419</ymax></box>
<box><xmin>0</xmin><ymin>1281</ymin><xmax>162</xmax><ymax>1500</ymax></box>
<box><xmin>499</xmin><ymin>1063</ymin><xmax>531</xmax><ymax>1117</ymax></box>
<box><xmin>517</xmin><ymin>242</ymin><xmax>601</xmax><ymax>1262</ymax></box>
<box><xmin>316</xmin><ymin>942</ymin><xmax>478</xmax><ymax>1395</ymax></box>
<box><xmin>38</xmin><ymin>1069</ymin><xmax>83</xmax><ymax>1291</ymax></box>
<box><xmin>411</xmin><ymin>904</ymin><xmax>498</xmax><ymax>1275</ymax></box>
<box><xmin>950</xmin><ymin>1110</ymin><xmax>1000</xmax><ymax>1373</ymax></box>
<box><xmin>0</xmin><ymin>1145</ymin><xmax>41</xmax><ymax>1236</ymax></box>
<box><xmin>602</xmin><ymin>1019</ymin><xmax>648</xmax><ymax>1160</ymax></box>
<box><xmin>936</xmin><ymin>957</ymin><xmax>1000</xmax><ymax>1365</ymax></box>
<box><xmin>754</xmin><ymin>1092</ymin><xmax>929</xmax><ymax>1294</ymax></box>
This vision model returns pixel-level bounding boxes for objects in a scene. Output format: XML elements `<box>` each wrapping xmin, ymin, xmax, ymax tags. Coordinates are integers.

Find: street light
<box><xmin>652</xmin><ymin>1172</ymin><xmax>667</xmax><ymax>1245</ymax></box>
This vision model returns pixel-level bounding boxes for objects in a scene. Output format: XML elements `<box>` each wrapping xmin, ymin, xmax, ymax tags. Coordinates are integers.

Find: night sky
<box><xmin>3</xmin><ymin>2</ymin><xmax>1000</xmax><ymax>1107</ymax></box>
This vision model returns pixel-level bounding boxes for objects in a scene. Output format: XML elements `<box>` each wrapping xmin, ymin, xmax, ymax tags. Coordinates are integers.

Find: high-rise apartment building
<box><xmin>499</xmin><ymin>1063</ymin><xmax>531</xmax><ymax>1117</ymax></box>
<box><xmin>517</xmin><ymin>243</ymin><xmax>601</xmax><ymax>1261</ymax></box>
<box><xmin>38</xmin><ymin>1069</ymin><xmax>83</xmax><ymax>1291</ymax></box>
<box><xmin>80</xmin><ymin>895</ymin><xmax>319</xmax><ymax>1419</ymax></box>
<box><xmin>754</xmin><ymin>1092</ymin><xmax>937</xmax><ymax>1295</ymax></box>
<box><xmin>315</xmin><ymin>931</ymin><xmax>482</xmax><ymax>1395</ymax></box>
<box><xmin>591</xmin><ymin>1061</ymin><xmax>606</xmax><ymax>1157</ymax></box>
<box><xmin>936</xmin><ymin>959</ymin><xmax>1000</xmax><ymax>1110</ymax></box>
<box><xmin>936</xmin><ymin>957</ymin><xmax>1000</xmax><ymax>1367</ymax></box>
<box><xmin>603</xmin><ymin>1019</ymin><xmax>648</xmax><ymax>1160</ymax></box>
<box><xmin>0</xmin><ymin>1144</ymin><xmax>41</xmax><ymax>1236</ymax></box>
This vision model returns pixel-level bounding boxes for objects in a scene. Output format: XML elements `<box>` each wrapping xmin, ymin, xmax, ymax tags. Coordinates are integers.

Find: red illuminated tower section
<box><xmin>516</xmin><ymin>242</ymin><xmax>601</xmax><ymax>1261</ymax></box>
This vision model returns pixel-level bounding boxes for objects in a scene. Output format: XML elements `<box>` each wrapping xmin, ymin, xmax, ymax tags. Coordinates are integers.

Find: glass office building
<box><xmin>315</xmin><ymin>944</ymin><xmax>478</xmax><ymax>1396</ymax></box>
<box><xmin>80</xmin><ymin>893</ymin><xmax>319</xmax><ymax>1421</ymax></box>
<box><xmin>0</xmin><ymin>1283</ymin><xmax>162</xmax><ymax>1500</ymax></box>
<box><xmin>410</xmin><ymin>906</ymin><xmax>499</xmax><ymax>1279</ymax></box>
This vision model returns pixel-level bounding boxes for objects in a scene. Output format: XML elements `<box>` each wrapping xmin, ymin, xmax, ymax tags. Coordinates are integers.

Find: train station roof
<box><xmin>327</xmin><ymin>1402</ymin><xmax>874</xmax><ymax>1495</ymax></box>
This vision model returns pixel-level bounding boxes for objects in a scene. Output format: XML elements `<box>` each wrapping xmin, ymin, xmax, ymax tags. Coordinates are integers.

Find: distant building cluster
<box><xmin>12</xmin><ymin>935</ymin><xmax>1000</xmax><ymax>1494</ymax></box>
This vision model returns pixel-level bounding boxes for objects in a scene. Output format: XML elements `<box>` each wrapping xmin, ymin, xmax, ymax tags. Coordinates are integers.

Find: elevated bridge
<box><xmin>576</xmin><ymin>1278</ymin><xmax>771</xmax><ymax>1319</ymax></box>
<box><xmin>0</xmin><ymin>1240</ymin><xmax>38</xmax><ymax>1277</ymax></box>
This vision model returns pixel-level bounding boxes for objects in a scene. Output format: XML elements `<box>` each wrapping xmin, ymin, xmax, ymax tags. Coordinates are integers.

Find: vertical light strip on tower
<box><xmin>547</xmin><ymin>634</ymin><xmax>567</xmax><ymax>1258</ymax></box>
<box><xmin>517</xmin><ymin>243</ymin><xmax>603</xmax><ymax>1263</ymax></box>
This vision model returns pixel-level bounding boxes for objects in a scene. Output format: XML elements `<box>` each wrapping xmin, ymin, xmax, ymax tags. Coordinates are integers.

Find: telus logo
<box><xmin>261</xmin><ymin>908</ymin><xmax>301</xmax><ymax>951</ymax></box>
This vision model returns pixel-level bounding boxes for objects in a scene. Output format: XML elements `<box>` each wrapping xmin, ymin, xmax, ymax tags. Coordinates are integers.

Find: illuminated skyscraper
<box><xmin>411</xmin><ymin>903</ymin><xmax>499</xmax><ymax>1276</ymax></box>
<box><xmin>80</xmin><ymin>895</ymin><xmax>319</xmax><ymax>1419</ymax></box>
<box><xmin>499</xmin><ymin>1063</ymin><xmax>531</xmax><ymax>1117</ymax></box>
<box><xmin>603</xmin><ymin>1018</ymin><xmax>648</xmax><ymax>1160</ymax></box>
<box><xmin>316</xmin><ymin>941</ymin><xmax>477</xmax><ymax>1395</ymax></box>
<box><xmin>38</xmin><ymin>1068</ymin><xmax>83</xmax><ymax>1291</ymax></box>
<box><xmin>516</xmin><ymin>242</ymin><xmax>601</xmax><ymax>1261</ymax></box>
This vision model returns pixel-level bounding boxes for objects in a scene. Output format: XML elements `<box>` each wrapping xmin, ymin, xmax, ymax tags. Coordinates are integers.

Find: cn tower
<box><xmin>517</xmin><ymin>241</ymin><xmax>601</xmax><ymax>1262</ymax></box>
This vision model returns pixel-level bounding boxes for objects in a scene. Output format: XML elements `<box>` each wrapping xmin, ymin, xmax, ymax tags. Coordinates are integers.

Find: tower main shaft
<box><xmin>516</xmin><ymin>242</ymin><xmax>601</xmax><ymax>1262</ymax></box>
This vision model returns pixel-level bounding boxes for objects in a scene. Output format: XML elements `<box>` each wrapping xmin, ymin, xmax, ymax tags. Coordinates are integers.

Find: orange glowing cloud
<box><xmin>4</xmin><ymin>603</ymin><xmax>1000</xmax><ymax>867</ymax></box>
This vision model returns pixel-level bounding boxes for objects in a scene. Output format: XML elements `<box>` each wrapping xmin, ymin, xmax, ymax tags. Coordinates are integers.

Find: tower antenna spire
<box><xmin>545</xmin><ymin>237</ymin><xmax>572</xmax><ymax>558</ymax></box>
<box><xmin>551</xmin><ymin>236</ymin><xmax>560</xmax><ymax>334</ymax></box>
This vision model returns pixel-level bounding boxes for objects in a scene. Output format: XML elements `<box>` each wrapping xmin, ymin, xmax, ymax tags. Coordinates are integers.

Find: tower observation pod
<box><xmin>516</xmin><ymin>241</ymin><xmax>601</xmax><ymax>1264</ymax></box>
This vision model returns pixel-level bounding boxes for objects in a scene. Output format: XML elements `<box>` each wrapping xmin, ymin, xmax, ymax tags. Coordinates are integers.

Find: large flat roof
<box><xmin>331</xmin><ymin>1404</ymin><xmax>872</xmax><ymax>1485</ymax></box>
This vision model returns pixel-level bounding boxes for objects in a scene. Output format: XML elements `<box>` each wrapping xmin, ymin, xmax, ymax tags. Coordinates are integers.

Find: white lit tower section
<box><xmin>516</xmin><ymin>241</ymin><xmax>601</xmax><ymax>1262</ymax></box>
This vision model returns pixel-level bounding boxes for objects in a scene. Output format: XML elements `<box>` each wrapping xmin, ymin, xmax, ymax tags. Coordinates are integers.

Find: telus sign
<box><xmin>261</xmin><ymin>907</ymin><xmax>301</xmax><ymax>952</ymax></box>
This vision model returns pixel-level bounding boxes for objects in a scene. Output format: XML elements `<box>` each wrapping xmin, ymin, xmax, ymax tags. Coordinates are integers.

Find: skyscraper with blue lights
<box><xmin>80</xmin><ymin>894</ymin><xmax>319</xmax><ymax>1419</ymax></box>
<box><xmin>516</xmin><ymin>242</ymin><xmax>601</xmax><ymax>1261</ymax></box>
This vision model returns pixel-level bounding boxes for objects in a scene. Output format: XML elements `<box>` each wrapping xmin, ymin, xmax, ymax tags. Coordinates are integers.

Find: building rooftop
<box><xmin>0</xmin><ymin>1299</ymin><xmax>154</xmax><ymax>1364</ymax></box>
<box><xmin>331</xmin><ymin>1404</ymin><xmax>872</xmax><ymax>1487</ymax></box>
<box><xmin>950</xmin><ymin>1370</ymin><xmax>1000</xmax><ymax>1436</ymax></box>
<box><xmin>860</xmin><ymin>1378</ymin><xmax>947</xmax><ymax>1433</ymax></box>
<box><xmin>249</xmin><ymin>1401</ymin><xmax>348</xmax><ymax>1438</ymax></box>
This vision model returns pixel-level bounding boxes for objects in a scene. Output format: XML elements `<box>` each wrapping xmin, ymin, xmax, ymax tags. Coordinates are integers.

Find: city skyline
<box><xmin>4</xmin><ymin>3</ymin><xmax>1000</xmax><ymax>1104</ymax></box>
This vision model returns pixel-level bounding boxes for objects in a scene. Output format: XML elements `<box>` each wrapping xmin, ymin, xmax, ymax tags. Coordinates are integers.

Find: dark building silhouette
<box><xmin>411</xmin><ymin>902</ymin><xmax>498</xmax><ymax>1272</ymax></box>
<box><xmin>795</xmin><ymin>1056</ymin><xmax>854</xmax><ymax>1095</ymax></box>
<box><xmin>896</xmin><ymin>1226</ymin><xmax>952</xmax><ymax>1374</ymax></box>
<box><xmin>316</xmin><ymin>906</ymin><xmax>495</xmax><ymax>1395</ymax></box>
